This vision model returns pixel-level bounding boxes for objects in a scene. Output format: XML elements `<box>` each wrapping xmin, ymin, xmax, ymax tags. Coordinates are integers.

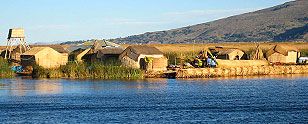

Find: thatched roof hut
<box><xmin>66</xmin><ymin>45</ymin><xmax>92</xmax><ymax>53</ymax></box>
<box><xmin>119</xmin><ymin>46</ymin><xmax>167</xmax><ymax>71</ymax></box>
<box><xmin>266</xmin><ymin>44</ymin><xmax>300</xmax><ymax>64</ymax></box>
<box><xmin>93</xmin><ymin>47</ymin><xmax>125</xmax><ymax>61</ymax></box>
<box><xmin>74</xmin><ymin>40</ymin><xmax>125</xmax><ymax>62</ymax></box>
<box><xmin>209</xmin><ymin>47</ymin><xmax>244</xmax><ymax>60</ymax></box>
<box><xmin>10</xmin><ymin>44</ymin><xmax>27</xmax><ymax>61</ymax></box>
<box><xmin>66</xmin><ymin>40</ymin><xmax>120</xmax><ymax>53</ymax></box>
<box><xmin>9</xmin><ymin>44</ymin><xmax>67</xmax><ymax>61</ymax></box>
<box><xmin>30</xmin><ymin>44</ymin><xmax>68</xmax><ymax>53</ymax></box>
<box><xmin>21</xmin><ymin>47</ymin><xmax>68</xmax><ymax>68</ymax></box>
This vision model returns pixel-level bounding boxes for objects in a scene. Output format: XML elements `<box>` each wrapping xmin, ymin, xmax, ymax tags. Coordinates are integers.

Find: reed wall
<box><xmin>176</xmin><ymin>65</ymin><xmax>308</xmax><ymax>78</ymax></box>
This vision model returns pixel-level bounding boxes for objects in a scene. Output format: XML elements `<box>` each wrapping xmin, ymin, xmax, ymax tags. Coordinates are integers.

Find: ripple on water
<box><xmin>0</xmin><ymin>76</ymin><xmax>308</xmax><ymax>123</ymax></box>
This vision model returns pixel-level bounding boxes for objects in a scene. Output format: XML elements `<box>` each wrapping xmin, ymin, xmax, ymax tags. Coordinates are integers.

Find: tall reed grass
<box><xmin>32</xmin><ymin>61</ymin><xmax>143</xmax><ymax>79</ymax></box>
<box><xmin>0</xmin><ymin>58</ymin><xmax>15</xmax><ymax>78</ymax></box>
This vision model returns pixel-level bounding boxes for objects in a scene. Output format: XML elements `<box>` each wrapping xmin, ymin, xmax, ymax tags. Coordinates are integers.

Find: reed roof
<box><xmin>216</xmin><ymin>49</ymin><xmax>240</xmax><ymax>55</ymax></box>
<box><xmin>30</xmin><ymin>44</ymin><xmax>68</xmax><ymax>53</ymax></box>
<box><xmin>266</xmin><ymin>44</ymin><xmax>299</xmax><ymax>57</ymax></box>
<box><xmin>97</xmin><ymin>47</ymin><xmax>125</xmax><ymax>55</ymax></box>
<box><xmin>119</xmin><ymin>46</ymin><xmax>164</xmax><ymax>61</ymax></box>
<box><xmin>22</xmin><ymin>47</ymin><xmax>51</xmax><ymax>55</ymax></box>
<box><xmin>128</xmin><ymin>46</ymin><xmax>164</xmax><ymax>55</ymax></box>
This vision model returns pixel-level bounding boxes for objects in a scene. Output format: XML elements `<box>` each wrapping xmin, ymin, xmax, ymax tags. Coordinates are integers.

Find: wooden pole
<box><xmin>4</xmin><ymin>39</ymin><xmax>9</xmax><ymax>59</ymax></box>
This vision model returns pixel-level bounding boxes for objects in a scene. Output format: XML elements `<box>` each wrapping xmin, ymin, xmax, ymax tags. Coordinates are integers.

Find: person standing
<box><xmin>207</xmin><ymin>57</ymin><xmax>212</xmax><ymax>67</ymax></box>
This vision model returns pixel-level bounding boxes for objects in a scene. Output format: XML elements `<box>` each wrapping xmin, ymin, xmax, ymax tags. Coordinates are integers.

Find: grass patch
<box><xmin>243</xmin><ymin>48</ymin><xmax>269</xmax><ymax>59</ymax></box>
<box><xmin>0</xmin><ymin>58</ymin><xmax>15</xmax><ymax>78</ymax></box>
<box><xmin>32</xmin><ymin>61</ymin><xmax>143</xmax><ymax>80</ymax></box>
<box><xmin>300</xmin><ymin>49</ymin><xmax>308</xmax><ymax>57</ymax></box>
<box><xmin>165</xmin><ymin>51</ymin><xmax>201</xmax><ymax>65</ymax></box>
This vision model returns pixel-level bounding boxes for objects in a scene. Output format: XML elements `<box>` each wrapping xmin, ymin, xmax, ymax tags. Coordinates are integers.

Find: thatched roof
<box><xmin>22</xmin><ymin>47</ymin><xmax>50</xmax><ymax>55</ymax></box>
<box><xmin>30</xmin><ymin>44</ymin><xmax>68</xmax><ymax>53</ymax></box>
<box><xmin>96</xmin><ymin>47</ymin><xmax>125</xmax><ymax>59</ymax></box>
<box><xmin>66</xmin><ymin>45</ymin><xmax>92</xmax><ymax>53</ymax></box>
<box><xmin>97</xmin><ymin>47</ymin><xmax>125</xmax><ymax>55</ymax></box>
<box><xmin>216</xmin><ymin>49</ymin><xmax>239</xmax><ymax>55</ymax></box>
<box><xmin>119</xmin><ymin>46</ymin><xmax>164</xmax><ymax>61</ymax></box>
<box><xmin>82</xmin><ymin>40</ymin><xmax>120</xmax><ymax>47</ymax></box>
<box><xmin>208</xmin><ymin>46</ymin><xmax>238</xmax><ymax>50</ymax></box>
<box><xmin>128</xmin><ymin>46</ymin><xmax>164</xmax><ymax>55</ymax></box>
<box><xmin>87</xmin><ymin>41</ymin><xmax>104</xmax><ymax>54</ymax></box>
<box><xmin>266</xmin><ymin>44</ymin><xmax>299</xmax><ymax>57</ymax></box>
<box><xmin>12</xmin><ymin>45</ymin><xmax>27</xmax><ymax>53</ymax></box>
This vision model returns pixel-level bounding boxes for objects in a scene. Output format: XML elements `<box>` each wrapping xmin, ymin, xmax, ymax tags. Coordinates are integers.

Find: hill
<box><xmin>110</xmin><ymin>0</ymin><xmax>308</xmax><ymax>44</ymax></box>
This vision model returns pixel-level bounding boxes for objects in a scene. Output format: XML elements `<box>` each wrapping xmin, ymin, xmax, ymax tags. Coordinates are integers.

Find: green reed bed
<box><xmin>32</xmin><ymin>61</ymin><xmax>143</xmax><ymax>79</ymax></box>
<box><xmin>0</xmin><ymin>58</ymin><xmax>15</xmax><ymax>78</ymax></box>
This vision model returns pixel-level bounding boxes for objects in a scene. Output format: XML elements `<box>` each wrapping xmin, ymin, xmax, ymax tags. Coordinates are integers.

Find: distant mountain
<box><xmin>32</xmin><ymin>41</ymin><xmax>63</xmax><ymax>45</ymax></box>
<box><xmin>60</xmin><ymin>40</ymin><xmax>87</xmax><ymax>45</ymax></box>
<box><xmin>110</xmin><ymin>0</ymin><xmax>308</xmax><ymax>44</ymax></box>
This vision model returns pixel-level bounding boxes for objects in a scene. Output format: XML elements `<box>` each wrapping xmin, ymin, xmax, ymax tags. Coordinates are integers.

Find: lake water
<box><xmin>0</xmin><ymin>75</ymin><xmax>308</xmax><ymax>123</ymax></box>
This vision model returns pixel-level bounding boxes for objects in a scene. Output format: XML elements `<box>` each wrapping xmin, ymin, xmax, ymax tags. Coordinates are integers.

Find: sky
<box><xmin>0</xmin><ymin>0</ymin><xmax>293</xmax><ymax>45</ymax></box>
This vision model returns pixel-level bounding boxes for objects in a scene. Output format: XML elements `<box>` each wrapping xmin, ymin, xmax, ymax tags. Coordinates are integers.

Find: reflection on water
<box><xmin>184</xmin><ymin>74</ymin><xmax>308</xmax><ymax>80</ymax></box>
<box><xmin>0</xmin><ymin>78</ymin><xmax>169</xmax><ymax>96</ymax></box>
<box><xmin>0</xmin><ymin>75</ymin><xmax>308</xmax><ymax>123</ymax></box>
<box><xmin>0</xmin><ymin>78</ymin><xmax>63</xmax><ymax>96</ymax></box>
<box><xmin>125</xmin><ymin>79</ymin><xmax>167</xmax><ymax>89</ymax></box>
<box><xmin>35</xmin><ymin>81</ymin><xmax>63</xmax><ymax>95</ymax></box>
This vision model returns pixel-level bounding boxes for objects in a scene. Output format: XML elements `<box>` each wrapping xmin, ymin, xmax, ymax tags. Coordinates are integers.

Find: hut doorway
<box><xmin>235</xmin><ymin>55</ymin><xmax>240</xmax><ymax>60</ymax></box>
<box><xmin>139</xmin><ymin>58</ymin><xmax>147</xmax><ymax>70</ymax></box>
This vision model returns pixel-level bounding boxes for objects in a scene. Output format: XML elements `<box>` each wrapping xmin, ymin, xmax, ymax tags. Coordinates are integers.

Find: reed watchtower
<box><xmin>5</xmin><ymin>28</ymin><xmax>31</xmax><ymax>59</ymax></box>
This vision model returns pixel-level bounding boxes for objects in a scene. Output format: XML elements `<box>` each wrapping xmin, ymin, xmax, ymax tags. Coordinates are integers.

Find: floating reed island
<box><xmin>2</xmin><ymin>36</ymin><xmax>308</xmax><ymax>79</ymax></box>
<box><xmin>176</xmin><ymin>65</ymin><xmax>308</xmax><ymax>78</ymax></box>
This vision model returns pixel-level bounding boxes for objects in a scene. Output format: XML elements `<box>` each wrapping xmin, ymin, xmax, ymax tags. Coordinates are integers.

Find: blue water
<box><xmin>0</xmin><ymin>75</ymin><xmax>308</xmax><ymax>123</ymax></box>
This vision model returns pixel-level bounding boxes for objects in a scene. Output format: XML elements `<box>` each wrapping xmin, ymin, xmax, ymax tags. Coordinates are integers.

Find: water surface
<box><xmin>0</xmin><ymin>75</ymin><xmax>307</xmax><ymax>123</ymax></box>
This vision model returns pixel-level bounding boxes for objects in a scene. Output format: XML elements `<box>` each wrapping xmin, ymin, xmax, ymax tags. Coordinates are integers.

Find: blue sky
<box><xmin>0</xmin><ymin>0</ymin><xmax>292</xmax><ymax>45</ymax></box>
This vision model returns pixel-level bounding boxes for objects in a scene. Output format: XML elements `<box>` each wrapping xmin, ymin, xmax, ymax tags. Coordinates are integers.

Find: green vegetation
<box><xmin>32</xmin><ymin>61</ymin><xmax>143</xmax><ymax>79</ymax></box>
<box><xmin>165</xmin><ymin>51</ymin><xmax>201</xmax><ymax>65</ymax></box>
<box><xmin>243</xmin><ymin>48</ymin><xmax>269</xmax><ymax>59</ymax></box>
<box><xmin>0</xmin><ymin>58</ymin><xmax>15</xmax><ymax>78</ymax></box>
<box><xmin>300</xmin><ymin>49</ymin><xmax>308</xmax><ymax>57</ymax></box>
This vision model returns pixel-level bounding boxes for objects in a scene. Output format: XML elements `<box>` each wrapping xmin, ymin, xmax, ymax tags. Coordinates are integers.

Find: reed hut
<box><xmin>73</xmin><ymin>40</ymin><xmax>124</xmax><ymax>62</ymax></box>
<box><xmin>9</xmin><ymin>44</ymin><xmax>67</xmax><ymax>61</ymax></box>
<box><xmin>21</xmin><ymin>47</ymin><xmax>68</xmax><ymax>68</ymax></box>
<box><xmin>266</xmin><ymin>44</ymin><xmax>300</xmax><ymax>64</ymax></box>
<box><xmin>210</xmin><ymin>47</ymin><xmax>244</xmax><ymax>60</ymax></box>
<box><xmin>32</xmin><ymin>44</ymin><xmax>68</xmax><ymax>53</ymax></box>
<box><xmin>119</xmin><ymin>46</ymin><xmax>168</xmax><ymax>71</ymax></box>
<box><xmin>75</xmin><ymin>41</ymin><xmax>103</xmax><ymax>62</ymax></box>
<box><xmin>92</xmin><ymin>47</ymin><xmax>125</xmax><ymax>61</ymax></box>
<box><xmin>10</xmin><ymin>45</ymin><xmax>26</xmax><ymax>61</ymax></box>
